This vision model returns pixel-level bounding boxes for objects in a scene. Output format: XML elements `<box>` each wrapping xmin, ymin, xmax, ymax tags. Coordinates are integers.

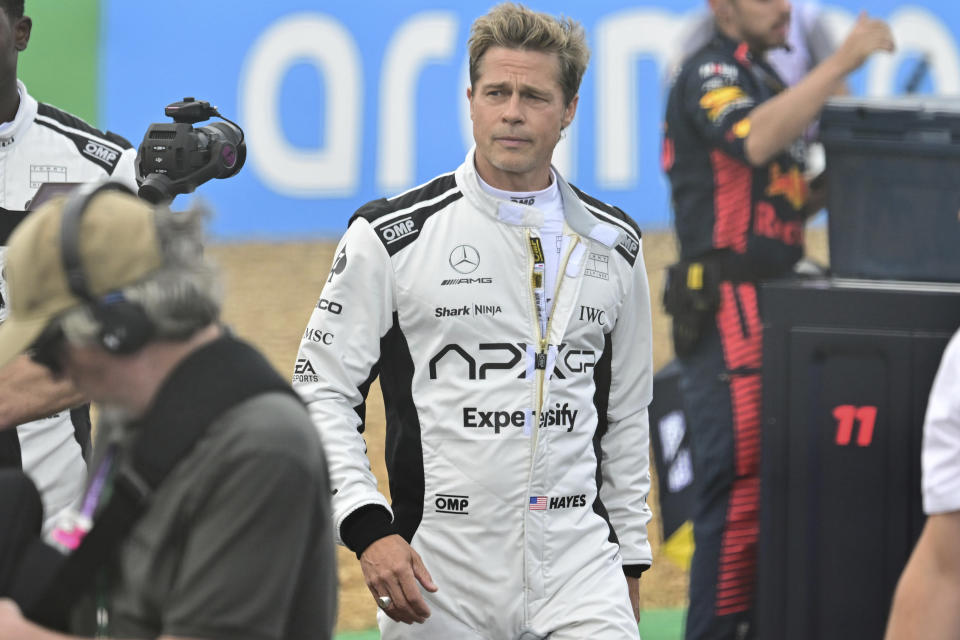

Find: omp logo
<box><xmin>429</xmin><ymin>343</ymin><xmax>596</xmax><ymax>380</ymax></box>
<box><xmin>585</xmin><ymin>253</ymin><xmax>609</xmax><ymax>280</ymax></box>
<box><xmin>617</xmin><ymin>235</ymin><xmax>639</xmax><ymax>262</ymax></box>
<box><xmin>83</xmin><ymin>140</ymin><xmax>118</xmax><ymax>163</ymax></box>
<box><xmin>511</xmin><ymin>196</ymin><xmax>535</xmax><ymax>206</ymax></box>
<box><xmin>548</xmin><ymin>494</ymin><xmax>587</xmax><ymax>510</ymax></box>
<box><xmin>449</xmin><ymin>245</ymin><xmax>480</xmax><ymax>274</ymax></box>
<box><xmin>435</xmin><ymin>494</ymin><xmax>469</xmax><ymax>515</ymax></box>
<box><xmin>316</xmin><ymin>298</ymin><xmax>343</xmax><ymax>314</ymax></box>
<box><xmin>579</xmin><ymin>305</ymin><xmax>606</xmax><ymax>326</ymax></box>
<box><xmin>303</xmin><ymin>327</ymin><xmax>335</xmax><ymax>345</ymax></box>
<box><xmin>378</xmin><ymin>216</ymin><xmax>417</xmax><ymax>244</ymax></box>
<box><xmin>293</xmin><ymin>358</ymin><xmax>319</xmax><ymax>383</ymax></box>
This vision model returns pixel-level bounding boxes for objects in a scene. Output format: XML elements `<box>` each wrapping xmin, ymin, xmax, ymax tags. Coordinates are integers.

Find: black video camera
<box><xmin>135</xmin><ymin>98</ymin><xmax>246</xmax><ymax>204</ymax></box>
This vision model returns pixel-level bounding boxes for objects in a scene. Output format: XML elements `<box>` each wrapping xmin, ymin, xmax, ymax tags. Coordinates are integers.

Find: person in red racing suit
<box><xmin>662</xmin><ymin>2</ymin><xmax>894</xmax><ymax>637</ymax></box>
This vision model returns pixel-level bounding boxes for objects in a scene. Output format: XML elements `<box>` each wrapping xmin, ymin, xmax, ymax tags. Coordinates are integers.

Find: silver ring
<box><xmin>377</xmin><ymin>595</ymin><xmax>392</xmax><ymax>610</ymax></box>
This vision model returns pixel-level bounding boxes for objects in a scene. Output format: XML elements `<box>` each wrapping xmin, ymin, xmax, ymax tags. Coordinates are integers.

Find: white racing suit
<box><xmin>294</xmin><ymin>150</ymin><xmax>654</xmax><ymax>639</ymax></box>
<box><xmin>0</xmin><ymin>80</ymin><xmax>137</xmax><ymax>531</ymax></box>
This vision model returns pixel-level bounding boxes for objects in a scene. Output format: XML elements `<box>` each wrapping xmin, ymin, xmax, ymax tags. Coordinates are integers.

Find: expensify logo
<box><xmin>463</xmin><ymin>403</ymin><xmax>579</xmax><ymax>434</ymax></box>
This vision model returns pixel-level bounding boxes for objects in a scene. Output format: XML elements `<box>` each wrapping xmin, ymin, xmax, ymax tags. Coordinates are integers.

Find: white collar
<box><xmin>0</xmin><ymin>80</ymin><xmax>37</xmax><ymax>147</ymax></box>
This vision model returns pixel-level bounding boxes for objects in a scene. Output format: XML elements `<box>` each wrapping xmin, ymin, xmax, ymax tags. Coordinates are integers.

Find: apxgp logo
<box><xmin>449</xmin><ymin>245</ymin><xmax>480</xmax><ymax>274</ymax></box>
<box><xmin>430</xmin><ymin>343</ymin><xmax>595</xmax><ymax>380</ymax></box>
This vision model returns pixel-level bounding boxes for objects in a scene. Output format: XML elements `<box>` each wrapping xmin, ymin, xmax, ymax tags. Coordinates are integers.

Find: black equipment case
<box><xmin>821</xmin><ymin>97</ymin><xmax>960</xmax><ymax>283</ymax></box>
<box><xmin>757</xmin><ymin>277</ymin><xmax>960</xmax><ymax>640</ymax></box>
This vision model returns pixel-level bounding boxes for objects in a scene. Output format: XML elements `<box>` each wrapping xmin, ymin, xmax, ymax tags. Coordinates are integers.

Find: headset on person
<box><xmin>30</xmin><ymin>182</ymin><xmax>155</xmax><ymax>374</ymax></box>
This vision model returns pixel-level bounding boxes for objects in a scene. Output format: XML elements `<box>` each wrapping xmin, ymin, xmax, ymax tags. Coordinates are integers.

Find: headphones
<box><xmin>59</xmin><ymin>181</ymin><xmax>155</xmax><ymax>354</ymax></box>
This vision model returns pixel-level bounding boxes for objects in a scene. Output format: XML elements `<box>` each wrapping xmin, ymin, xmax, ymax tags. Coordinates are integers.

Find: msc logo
<box><xmin>316</xmin><ymin>298</ymin><xmax>343</xmax><ymax>315</ymax></box>
<box><xmin>429</xmin><ymin>343</ymin><xmax>596</xmax><ymax>380</ymax></box>
<box><xmin>579</xmin><ymin>305</ymin><xmax>606</xmax><ymax>326</ymax></box>
<box><xmin>303</xmin><ymin>327</ymin><xmax>335</xmax><ymax>345</ymax></box>
<box><xmin>377</xmin><ymin>216</ymin><xmax>417</xmax><ymax>245</ymax></box>
<box><xmin>83</xmin><ymin>140</ymin><xmax>118</xmax><ymax>164</ymax></box>
<box><xmin>293</xmin><ymin>358</ymin><xmax>319</xmax><ymax>383</ymax></box>
<box><xmin>449</xmin><ymin>245</ymin><xmax>480</xmax><ymax>274</ymax></box>
<box><xmin>435</xmin><ymin>494</ymin><xmax>469</xmax><ymax>515</ymax></box>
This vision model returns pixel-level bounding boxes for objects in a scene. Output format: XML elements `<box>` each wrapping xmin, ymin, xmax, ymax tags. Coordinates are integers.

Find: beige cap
<box><xmin>0</xmin><ymin>188</ymin><xmax>164</xmax><ymax>368</ymax></box>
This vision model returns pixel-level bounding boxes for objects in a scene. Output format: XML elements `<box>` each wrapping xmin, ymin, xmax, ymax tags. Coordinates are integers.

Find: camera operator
<box><xmin>0</xmin><ymin>185</ymin><xmax>337</xmax><ymax>639</ymax></box>
<box><xmin>0</xmin><ymin>0</ymin><xmax>137</xmax><ymax>533</ymax></box>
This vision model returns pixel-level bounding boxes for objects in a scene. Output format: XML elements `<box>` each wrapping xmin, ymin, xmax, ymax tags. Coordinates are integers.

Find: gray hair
<box><xmin>58</xmin><ymin>202</ymin><xmax>222</xmax><ymax>347</ymax></box>
<box><xmin>468</xmin><ymin>2</ymin><xmax>590</xmax><ymax>106</ymax></box>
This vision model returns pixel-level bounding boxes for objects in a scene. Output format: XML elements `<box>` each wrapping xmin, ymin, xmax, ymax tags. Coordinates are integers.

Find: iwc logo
<box><xmin>449</xmin><ymin>245</ymin><xmax>480</xmax><ymax>274</ymax></box>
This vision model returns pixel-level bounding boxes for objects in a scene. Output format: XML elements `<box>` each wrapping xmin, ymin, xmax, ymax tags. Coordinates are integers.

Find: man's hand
<box><xmin>0</xmin><ymin>355</ymin><xmax>84</xmax><ymax>430</ymax></box>
<box><xmin>360</xmin><ymin>534</ymin><xmax>438</xmax><ymax>625</ymax></box>
<box><xmin>833</xmin><ymin>12</ymin><xmax>896</xmax><ymax>75</ymax></box>
<box><xmin>627</xmin><ymin>576</ymin><xmax>641</xmax><ymax>623</ymax></box>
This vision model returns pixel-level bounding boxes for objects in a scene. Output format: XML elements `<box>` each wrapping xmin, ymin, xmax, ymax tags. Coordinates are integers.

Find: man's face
<box><xmin>468</xmin><ymin>46</ymin><xmax>577</xmax><ymax>191</ymax></box>
<box><xmin>0</xmin><ymin>9</ymin><xmax>30</xmax><ymax>85</ymax></box>
<box><xmin>57</xmin><ymin>342</ymin><xmax>127</xmax><ymax>406</ymax></box>
<box><xmin>718</xmin><ymin>0</ymin><xmax>791</xmax><ymax>52</ymax></box>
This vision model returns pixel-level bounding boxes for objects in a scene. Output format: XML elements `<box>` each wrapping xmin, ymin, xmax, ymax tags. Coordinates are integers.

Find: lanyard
<box><xmin>529</xmin><ymin>236</ymin><xmax>547</xmax><ymax>337</ymax></box>
<box><xmin>48</xmin><ymin>446</ymin><xmax>117</xmax><ymax>552</ymax></box>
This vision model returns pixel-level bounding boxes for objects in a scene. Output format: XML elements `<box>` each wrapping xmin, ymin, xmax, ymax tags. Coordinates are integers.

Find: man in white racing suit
<box><xmin>0</xmin><ymin>0</ymin><xmax>137</xmax><ymax>532</ymax></box>
<box><xmin>293</xmin><ymin>4</ymin><xmax>654</xmax><ymax>639</ymax></box>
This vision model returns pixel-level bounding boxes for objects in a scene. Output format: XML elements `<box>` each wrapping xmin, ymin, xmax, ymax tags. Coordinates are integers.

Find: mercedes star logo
<box><xmin>449</xmin><ymin>245</ymin><xmax>480</xmax><ymax>274</ymax></box>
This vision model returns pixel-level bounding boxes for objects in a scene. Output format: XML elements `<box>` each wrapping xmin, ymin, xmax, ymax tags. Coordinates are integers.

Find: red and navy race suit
<box><xmin>662</xmin><ymin>32</ymin><xmax>808</xmax><ymax>640</ymax></box>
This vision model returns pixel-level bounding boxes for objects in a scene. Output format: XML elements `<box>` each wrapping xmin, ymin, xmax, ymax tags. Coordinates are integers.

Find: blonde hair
<box><xmin>468</xmin><ymin>3</ymin><xmax>589</xmax><ymax>106</ymax></box>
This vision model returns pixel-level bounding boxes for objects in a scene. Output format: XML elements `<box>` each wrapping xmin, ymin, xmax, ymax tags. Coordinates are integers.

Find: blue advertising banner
<box><xmin>102</xmin><ymin>1</ymin><xmax>960</xmax><ymax>238</ymax></box>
